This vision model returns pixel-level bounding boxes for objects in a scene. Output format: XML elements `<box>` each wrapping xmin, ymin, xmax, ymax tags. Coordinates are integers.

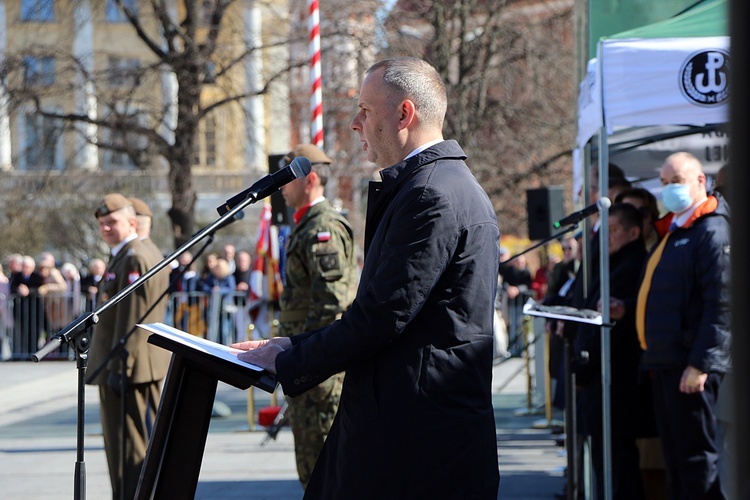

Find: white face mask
<box><xmin>662</xmin><ymin>183</ymin><xmax>693</xmax><ymax>213</ymax></box>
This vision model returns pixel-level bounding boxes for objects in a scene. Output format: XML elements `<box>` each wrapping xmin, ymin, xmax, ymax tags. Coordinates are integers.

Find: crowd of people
<box><xmin>526</xmin><ymin>157</ymin><xmax>731</xmax><ymax>500</ymax></box>
<box><xmin>0</xmin><ymin>240</ymin><xmax>272</xmax><ymax>359</ymax></box>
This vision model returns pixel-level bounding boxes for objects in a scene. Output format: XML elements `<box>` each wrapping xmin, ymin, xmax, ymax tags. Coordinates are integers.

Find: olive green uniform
<box><xmin>87</xmin><ymin>236</ymin><xmax>170</xmax><ymax>500</ymax></box>
<box><xmin>278</xmin><ymin>199</ymin><xmax>356</xmax><ymax>488</ymax></box>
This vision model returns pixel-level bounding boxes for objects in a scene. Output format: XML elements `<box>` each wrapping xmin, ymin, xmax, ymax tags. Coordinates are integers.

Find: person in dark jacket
<box><xmin>233</xmin><ymin>57</ymin><xmax>500</xmax><ymax>499</ymax></box>
<box><xmin>9</xmin><ymin>255</ymin><xmax>44</xmax><ymax>356</ymax></box>
<box><xmin>576</xmin><ymin>203</ymin><xmax>650</xmax><ymax>499</ymax></box>
<box><xmin>636</xmin><ymin>152</ymin><xmax>731</xmax><ymax>499</ymax></box>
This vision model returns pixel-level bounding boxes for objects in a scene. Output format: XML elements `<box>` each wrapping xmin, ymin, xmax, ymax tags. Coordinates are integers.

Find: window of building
<box><xmin>21</xmin><ymin>0</ymin><xmax>54</xmax><ymax>22</ymax></box>
<box><xmin>205</xmin><ymin>115</ymin><xmax>216</xmax><ymax>166</ymax></box>
<box><xmin>201</xmin><ymin>0</ymin><xmax>215</xmax><ymax>25</ymax></box>
<box><xmin>106</xmin><ymin>0</ymin><xmax>138</xmax><ymax>23</ymax></box>
<box><xmin>101</xmin><ymin>106</ymin><xmax>145</xmax><ymax>170</ymax></box>
<box><xmin>107</xmin><ymin>56</ymin><xmax>140</xmax><ymax>87</ymax></box>
<box><xmin>23</xmin><ymin>56</ymin><xmax>56</xmax><ymax>86</ymax></box>
<box><xmin>204</xmin><ymin>61</ymin><xmax>216</xmax><ymax>84</ymax></box>
<box><xmin>105</xmin><ymin>138</ymin><xmax>136</xmax><ymax>168</ymax></box>
<box><xmin>190</xmin><ymin>131</ymin><xmax>201</xmax><ymax>166</ymax></box>
<box><xmin>23</xmin><ymin>112</ymin><xmax>59</xmax><ymax>170</ymax></box>
<box><xmin>191</xmin><ymin>114</ymin><xmax>217</xmax><ymax>167</ymax></box>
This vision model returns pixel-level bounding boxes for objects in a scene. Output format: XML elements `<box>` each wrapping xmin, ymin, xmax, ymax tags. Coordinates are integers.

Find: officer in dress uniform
<box><xmin>277</xmin><ymin>144</ymin><xmax>357</xmax><ymax>489</ymax></box>
<box><xmin>129</xmin><ymin>197</ymin><xmax>163</xmax><ymax>262</ymax></box>
<box><xmin>86</xmin><ymin>193</ymin><xmax>170</xmax><ymax>500</ymax></box>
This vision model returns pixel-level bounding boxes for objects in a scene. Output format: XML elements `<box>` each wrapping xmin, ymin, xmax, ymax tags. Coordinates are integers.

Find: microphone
<box><xmin>217</xmin><ymin>156</ymin><xmax>312</xmax><ymax>215</ymax></box>
<box><xmin>553</xmin><ymin>197</ymin><xmax>611</xmax><ymax>229</ymax></box>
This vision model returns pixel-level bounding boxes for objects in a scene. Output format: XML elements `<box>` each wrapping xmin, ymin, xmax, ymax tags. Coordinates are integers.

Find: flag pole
<box><xmin>308</xmin><ymin>0</ymin><xmax>323</xmax><ymax>147</ymax></box>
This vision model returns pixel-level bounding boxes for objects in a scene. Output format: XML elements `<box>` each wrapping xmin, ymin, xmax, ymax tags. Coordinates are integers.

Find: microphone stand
<box><xmin>502</xmin><ymin>224</ymin><xmax>579</xmax><ymax>264</ymax></box>
<box><xmin>33</xmin><ymin>187</ymin><xmax>267</xmax><ymax>500</ymax></box>
<box><xmin>502</xmin><ymin>223</ymin><xmax>582</xmax><ymax>500</ymax></box>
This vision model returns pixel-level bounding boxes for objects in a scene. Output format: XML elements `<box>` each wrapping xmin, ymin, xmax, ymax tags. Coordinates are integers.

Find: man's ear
<box><xmin>305</xmin><ymin>170</ymin><xmax>321</xmax><ymax>190</ymax></box>
<box><xmin>698</xmin><ymin>171</ymin><xmax>707</xmax><ymax>187</ymax></box>
<box><xmin>399</xmin><ymin>99</ymin><xmax>417</xmax><ymax>130</ymax></box>
<box><xmin>629</xmin><ymin>226</ymin><xmax>641</xmax><ymax>243</ymax></box>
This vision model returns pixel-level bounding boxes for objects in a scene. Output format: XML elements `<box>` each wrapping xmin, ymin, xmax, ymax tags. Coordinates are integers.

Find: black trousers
<box><xmin>651</xmin><ymin>368</ymin><xmax>725</xmax><ymax>500</ymax></box>
<box><xmin>581</xmin><ymin>379</ymin><xmax>646</xmax><ymax>500</ymax></box>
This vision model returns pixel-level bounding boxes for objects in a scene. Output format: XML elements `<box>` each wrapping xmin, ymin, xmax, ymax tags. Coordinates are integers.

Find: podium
<box><xmin>134</xmin><ymin>323</ymin><xmax>277</xmax><ymax>500</ymax></box>
<box><xmin>523</xmin><ymin>299</ymin><xmax>606</xmax><ymax>500</ymax></box>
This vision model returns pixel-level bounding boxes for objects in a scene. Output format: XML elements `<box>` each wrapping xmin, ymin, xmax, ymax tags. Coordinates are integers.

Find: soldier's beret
<box><xmin>283</xmin><ymin>143</ymin><xmax>333</xmax><ymax>166</ymax></box>
<box><xmin>129</xmin><ymin>197</ymin><xmax>153</xmax><ymax>218</ymax></box>
<box><xmin>94</xmin><ymin>193</ymin><xmax>133</xmax><ymax>218</ymax></box>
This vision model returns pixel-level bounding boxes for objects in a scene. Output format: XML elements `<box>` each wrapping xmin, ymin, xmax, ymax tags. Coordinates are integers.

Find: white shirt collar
<box><xmin>672</xmin><ymin>195</ymin><xmax>708</xmax><ymax>229</ymax></box>
<box><xmin>111</xmin><ymin>233</ymin><xmax>138</xmax><ymax>257</ymax></box>
<box><xmin>404</xmin><ymin>139</ymin><xmax>444</xmax><ymax>161</ymax></box>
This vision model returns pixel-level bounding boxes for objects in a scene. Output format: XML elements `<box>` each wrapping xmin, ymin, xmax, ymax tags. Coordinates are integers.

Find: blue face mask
<box><xmin>662</xmin><ymin>183</ymin><xmax>693</xmax><ymax>214</ymax></box>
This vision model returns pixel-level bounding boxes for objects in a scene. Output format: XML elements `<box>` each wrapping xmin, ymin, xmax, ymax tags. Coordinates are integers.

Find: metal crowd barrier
<box><xmin>0</xmin><ymin>291</ymin><xmax>85</xmax><ymax>361</ymax></box>
<box><xmin>2</xmin><ymin>286</ymin><xmax>536</xmax><ymax>368</ymax></box>
<box><xmin>1</xmin><ymin>290</ymin><xmax>255</xmax><ymax>361</ymax></box>
<box><xmin>165</xmin><ymin>290</ymin><xmax>252</xmax><ymax>345</ymax></box>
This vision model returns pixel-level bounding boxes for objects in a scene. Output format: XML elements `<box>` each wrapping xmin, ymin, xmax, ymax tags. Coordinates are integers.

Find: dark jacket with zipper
<box><xmin>641</xmin><ymin>193</ymin><xmax>731</xmax><ymax>373</ymax></box>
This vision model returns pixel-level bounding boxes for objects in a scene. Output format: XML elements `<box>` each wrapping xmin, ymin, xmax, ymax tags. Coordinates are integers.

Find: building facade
<box><xmin>0</xmin><ymin>0</ymin><xmax>296</xmax><ymax>229</ymax></box>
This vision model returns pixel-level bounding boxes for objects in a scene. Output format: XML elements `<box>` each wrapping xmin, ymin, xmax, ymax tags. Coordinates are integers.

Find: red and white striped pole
<box><xmin>308</xmin><ymin>0</ymin><xmax>323</xmax><ymax>148</ymax></box>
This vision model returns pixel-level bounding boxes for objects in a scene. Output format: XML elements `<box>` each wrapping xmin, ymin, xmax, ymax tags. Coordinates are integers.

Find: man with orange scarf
<box><xmin>636</xmin><ymin>152</ymin><xmax>731</xmax><ymax>499</ymax></box>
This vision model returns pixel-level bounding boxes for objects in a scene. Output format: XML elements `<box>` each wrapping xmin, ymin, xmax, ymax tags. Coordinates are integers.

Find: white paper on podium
<box><xmin>522</xmin><ymin>299</ymin><xmax>604</xmax><ymax>326</ymax></box>
<box><xmin>137</xmin><ymin>322</ymin><xmax>264</xmax><ymax>372</ymax></box>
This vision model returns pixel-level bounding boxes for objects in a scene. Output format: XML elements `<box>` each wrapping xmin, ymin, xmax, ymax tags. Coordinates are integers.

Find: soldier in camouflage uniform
<box><xmin>277</xmin><ymin>144</ymin><xmax>357</xmax><ymax>489</ymax></box>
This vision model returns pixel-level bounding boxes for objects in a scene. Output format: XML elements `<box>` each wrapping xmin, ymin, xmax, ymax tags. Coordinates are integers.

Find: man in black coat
<box><xmin>576</xmin><ymin>203</ymin><xmax>650</xmax><ymax>499</ymax></box>
<box><xmin>234</xmin><ymin>57</ymin><xmax>500</xmax><ymax>499</ymax></box>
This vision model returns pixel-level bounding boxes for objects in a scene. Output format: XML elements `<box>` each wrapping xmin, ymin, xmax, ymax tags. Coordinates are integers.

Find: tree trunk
<box><xmin>168</xmin><ymin>67</ymin><xmax>201</xmax><ymax>248</ymax></box>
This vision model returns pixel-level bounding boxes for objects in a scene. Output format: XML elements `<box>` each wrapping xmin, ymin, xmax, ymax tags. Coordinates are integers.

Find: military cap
<box><xmin>95</xmin><ymin>193</ymin><xmax>133</xmax><ymax>218</ymax></box>
<box><xmin>284</xmin><ymin>143</ymin><xmax>333</xmax><ymax>166</ymax></box>
<box><xmin>129</xmin><ymin>197</ymin><xmax>153</xmax><ymax>218</ymax></box>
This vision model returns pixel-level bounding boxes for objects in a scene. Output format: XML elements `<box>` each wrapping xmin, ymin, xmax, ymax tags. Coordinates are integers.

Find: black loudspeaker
<box><xmin>526</xmin><ymin>187</ymin><xmax>565</xmax><ymax>240</ymax></box>
<box><xmin>268</xmin><ymin>154</ymin><xmax>293</xmax><ymax>225</ymax></box>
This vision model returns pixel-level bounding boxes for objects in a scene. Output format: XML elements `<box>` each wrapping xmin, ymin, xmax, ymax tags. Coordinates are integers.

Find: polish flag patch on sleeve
<box><xmin>128</xmin><ymin>272</ymin><xmax>141</xmax><ymax>284</ymax></box>
<box><xmin>317</xmin><ymin>231</ymin><xmax>331</xmax><ymax>242</ymax></box>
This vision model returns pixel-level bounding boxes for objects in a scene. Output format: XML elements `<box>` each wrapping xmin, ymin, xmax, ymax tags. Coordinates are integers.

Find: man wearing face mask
<box><xmin>636</xmin><ymin>152</ymin><xmax>731</xmax><ymax>499</ymax></box>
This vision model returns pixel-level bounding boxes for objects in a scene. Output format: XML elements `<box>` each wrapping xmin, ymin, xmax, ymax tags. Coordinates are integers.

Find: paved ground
<box><xmin>0</xmin><ymin>356</ymin><xmax>565</xmax><ymax>499</ymax></box>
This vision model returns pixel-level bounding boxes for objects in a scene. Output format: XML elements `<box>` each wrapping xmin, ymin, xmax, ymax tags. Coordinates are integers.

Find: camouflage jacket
<box><xmin>278</xmin><ymin>199</ymin><xmax>356</xmax><ymax>337</ymax></box>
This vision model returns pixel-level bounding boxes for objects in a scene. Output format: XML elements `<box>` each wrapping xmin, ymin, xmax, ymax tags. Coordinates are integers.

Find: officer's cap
<box><xmin>283</xmin><ymin>144</ymin><xmax>333</xmax><ymax>166</ymax></box>
<box><xmin>129</xmin><ymin>197</ymin><xmax>152</xmax><ymax>218</ymax></box>
<box><xmin>94</xmin><ymin>193</ymin><xmax>133</xmax><ymax>218</ymax></box>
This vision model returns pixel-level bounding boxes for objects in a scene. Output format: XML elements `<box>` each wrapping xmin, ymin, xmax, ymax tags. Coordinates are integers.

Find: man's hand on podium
<box><xmin>231</xmin><ymin>337</ymin><xmax>292</xmax><ymax>374</ymax></box>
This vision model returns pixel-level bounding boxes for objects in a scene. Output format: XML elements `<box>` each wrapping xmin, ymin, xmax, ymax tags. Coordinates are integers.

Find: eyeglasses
<box><xmin>562</xmin><ymin>246</ymin><xmax>573</xmax><ymax>251</ymax></box>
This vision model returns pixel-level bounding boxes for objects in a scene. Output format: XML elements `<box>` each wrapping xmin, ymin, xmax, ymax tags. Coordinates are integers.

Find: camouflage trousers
<box><xmin>287</xmin><ymin>371</ymin><xmax>344</xmax><ymax>489</ymax></box>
